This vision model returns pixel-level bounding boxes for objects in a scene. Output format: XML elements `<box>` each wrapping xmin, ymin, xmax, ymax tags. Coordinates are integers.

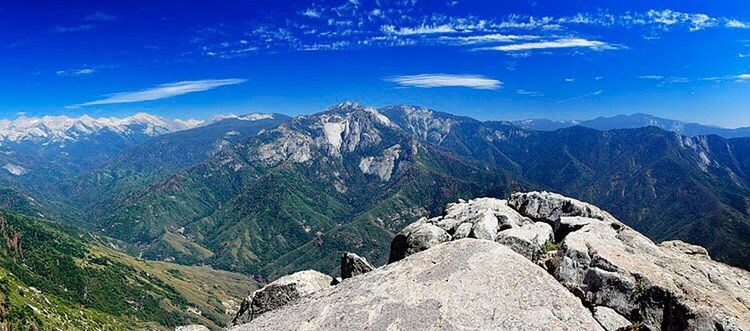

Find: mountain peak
<box><xmin>0</xmin><ymin>113</ymin><xmax>196</xmax><ymax>144</ymax></box>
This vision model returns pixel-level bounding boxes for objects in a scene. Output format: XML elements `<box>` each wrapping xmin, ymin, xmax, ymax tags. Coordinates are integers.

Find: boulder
<box><xmin>508</xmin><ymin>191</ymin><xmax>615</xmax><ymax>230</ymax></box>
<box><xmin>452</xmin><ymin>222</ymin><xmax>473</xmax><ymax>239</ymax></box>
<box><xmin>468</xmin><ymin>211</ymin><xmax>499</xmax><ymax>240</ymax></box>
<box><xmin>231</xmin><ymin>240</ymin><xmax>604</xmax><ymax>331</ymax></box>
<box><xmin>388</xmin><ymin>221</ymin><xmax>450</xmax><ymax>263</ymax></box>
<box><xmin>231</xmin><ymin>270</ymin><xmax>333</xmax><ymax>325</ymax></box>
<box><xmin>495</xmin><ymin>222</ymin><xmax>554</xmax><ymax>262</ymax></box>
<box><xmin>593</xmin><ymin>306</ymin><xmax>631</xmax><ymax>331</ymax></box>
<box><xmin>340</xmin><ymin>252</ymin><xmax>375</xmax><ymax>279</ymax></box>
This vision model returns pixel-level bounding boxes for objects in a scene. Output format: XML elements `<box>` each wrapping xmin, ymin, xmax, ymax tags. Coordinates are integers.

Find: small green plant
<box><xmin>634</xmin><ymin>274</ymin><xmax>646</xmax><ymax>299</ymax></box>
<box><xmin>542</xmin><ymin>240</ymin><xmax>561</xmax><ymax>253</ymax></box>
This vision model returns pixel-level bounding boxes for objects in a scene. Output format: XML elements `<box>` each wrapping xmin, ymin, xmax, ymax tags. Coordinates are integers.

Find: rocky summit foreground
<box><xmin>228</xmin><ymin>192</ymin><xmax>750</xmax><ymax>331</ymax></box>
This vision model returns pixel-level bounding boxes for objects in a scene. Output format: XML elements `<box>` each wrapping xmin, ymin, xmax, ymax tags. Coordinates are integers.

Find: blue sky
<box><xmin>2</xmin><ymin>1</ymin><xmax>750</xmax><ymax>127</ymax></box>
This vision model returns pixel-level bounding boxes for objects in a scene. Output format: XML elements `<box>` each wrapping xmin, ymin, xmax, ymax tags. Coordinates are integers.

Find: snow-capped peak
<box><xmin>0</xmin><ymin>113</ymin><xmax>200</xmax><ymax>144</ymax></box>
<box><xmin>207</xmin><ymin>113</ymin><xmax>275</xmax><ymax>123</ymax></box>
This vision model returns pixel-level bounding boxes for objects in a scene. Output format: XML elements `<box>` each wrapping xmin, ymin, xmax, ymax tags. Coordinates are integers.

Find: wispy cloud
<box><xmin>556</xmin><ymin>90</ymin><xmax>603</xmax><ymax>104</ymax></box>
<box><xmin>441</xmin><ymin>34</ymin><xmax>538</xmax><ymax>45</ymax></box>
<box><xmin>704</xmin><ymin>73</ymin><xmax>750</xmax><ymax>82</ymax></box>
<box><xmin>52</xmin><ymin>11</ymin><xmax>116</xmax><ymax>33</ymax></box>
<box><xmin>386</xmin><ymin>74</ymin><xmax>502</xmax><ymax>90</ymax></box>
<box><xmin>302</xmin><ymin>8</ymin><xmax>321</xmax><ymax>18</ymax></box>
<box><xmin>191</xmin><ymin>5</ymin><xmax>745</xmax><ymax>56</ymax></box>
<box><xmin>56</xmin><ymin>68</ymin><xmax>96</xmax><ymax>77</ymax></box>
<box><xmin>515</xmin><ymin>89</ymin><xmax>544</xmax><ymax>97</ymax></box>
<box><xmin>381</xmin><ymin>24</ymin><xmax>457</xmax><ymax>35</ymax></box>
<box><xmin>639</xmin><ymin>75</ymin><xmax>689</xmax><ymax>84</ymax></box>
<box><xmin>740</xmin><ymin>53</ymin><xmax>750</xmax><ymax>58</ymax></box>
<box><xmin>726</xmin><ymin>20</ymin><xmax>749</xmax><ymax>29</ymax></box>
<box><xmin>85</xmin><ymin>11</ymin><xmax>117</xmax><ymax>22</ymax></box>
<box><xmin>69</xmin><ymin>79</ymin><xmax>246</xmax><ymax>107</ymax></box>
<box><xmin>477</xmin><ymin>38</ymin><xmax>621</xmax><ymax>52</ymax></box>
<box><xmin>52</xmin><ymin>24</ymin><xmax>96</xmax><ymax>33</ymax></box>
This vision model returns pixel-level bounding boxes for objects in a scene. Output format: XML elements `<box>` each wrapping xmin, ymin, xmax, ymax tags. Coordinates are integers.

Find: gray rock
<box><xmin>341</xmin><ymin>252</ymin><xmax>375</xmax><ymax>279</ymax></box>
<box><xmin>452</xmin><ymin>222</ymin><xmax>473</xmax><ymax>240</ymax></box>
<box><xmin>468</xmin><ymin>211</ymin><xmax>499</xmax><ymax>240</ymax></box>
<box><xmin>593</xmin><ymin>306</ymin><xmax>631</xmax><ymax>331</ymax></box>
<box><xmin>231</xmin><ymin>240</ymin><xmax>604</xmax><ymax>331</ymax></box>
<box><xmin>495</xmin><ymin>222</ymin><xmax>554</xmax><ymax>262</ymax></box>
<box><xmin>508</xmin><ymin>191</ymin><xmax>616</xmax><ymax>230</ymax></box>
<box><xmin>545</xmin><ymin>214</ymin><xmax>750</xmax><ymax>331</ymax></box>
<box><xmin>175</xmin><ymin>326</ymin><xmax>210</xmax><ymax>331</ymax></box>
<box><xmin>232</xmin><ymin>270</ymin><xmax>333</xmax><ymax>325</ymax></box>
<box><xmin>388</xmin><ymin>222</ymin><xmax>450</xmax><ymax>263</ymax></box>
<box><xmin>659</xmin><ymin>240</ymin><xmax>710</xmax><ymax>259</ymax></box>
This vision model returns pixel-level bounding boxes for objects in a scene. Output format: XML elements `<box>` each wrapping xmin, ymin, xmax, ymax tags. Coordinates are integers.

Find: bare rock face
<box><xmin>231</xmin><ymin>270</ymin><xmax>333</xmax><ymax>326</ymax></box>
<box><xmin>509</xmin><ymin>192</ymin><xmax>750</xmax><ymax>331</ymax></box>
<box><xmin>340</xmin><ymin>252</ymin><xmax>375</xmax><ymax>279</ymax></box>
<box><xmin>231</xmin><ymin>240</ymin><xmax>604</xmax><ymax>331</ymax></box>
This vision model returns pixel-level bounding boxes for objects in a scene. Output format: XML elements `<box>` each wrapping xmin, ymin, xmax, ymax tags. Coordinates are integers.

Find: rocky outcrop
<box><xmin>233</xmin><ymin>191</ymin><xmax>750</xmax><ymax>331</ymax></box>
<box><xmin>340</xmin><ymin>252</ymin><xmax>375</xmax><ymax>279</ymax></box>
<box><xmin>231</xmin><ymin>270</ymin><xmax>333</xmax><ymax>325</ymax></box>
<box><xmin>231</xmin><ymin>240</ymin><xmax>603</xmax><ymax>330</ymax></box>
<box><xmin>388</xmin><ymin>197</ymin><xmax>531</xmax><ymax>262</ymax></box>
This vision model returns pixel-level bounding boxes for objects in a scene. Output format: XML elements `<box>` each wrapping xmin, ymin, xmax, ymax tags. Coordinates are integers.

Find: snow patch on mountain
<box><xmin>209</xmin><ymin>113</ymin><xmax>275</xmax><ymax>122</ymax></box>
<box><xmin>0</xmin><ymin>113</ymin><xmax>200</xmax><ymax>144</ymax></box>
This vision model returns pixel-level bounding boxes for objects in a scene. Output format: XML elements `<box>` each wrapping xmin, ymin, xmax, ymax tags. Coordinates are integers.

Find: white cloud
<box><xmin>303</xmin><ymin>8</ymin><xmax>321</xmax><ymax>18</ymax></box>
<box><xmin>381</xmin><ymin>24</ymin><xmax>457</xmax><ymax>35</ymax></box>
<box><xmin>740</xmin><ymin>53</ymin><xmax>750</xmax><ymax>58</ymax></box>
<box><xmin>515</xmin><ymin>89</ymin><xmax>543</xmax><ymax>96</ymax></box>
<box><xmin>479</xmin><ymin>38</ymin><xmax>621</xmax><ymax>52</ymax></box>
<box><xmin>443</xmin><ymin>33</ymin><xmax>538</xmax><ymax>45</ymax></box>
<box><xmin>736</xmin><ymin>74</ymin><xmax>750</xmax><ymax>81</ymax></box>
<box><xmin>556</xmin><ymin>90</ymin><xmax>603</xmax><ymax>103</ymax></box>
<box><xmin>52</xmin><ymin>24</ymin><xmax>95</xmax><ymax>33</ymax></box>
<box><xmin>565</xmin><ymin>78</ymin><xmax>575</xmax><ymax>83</ymax></box>
<box><xmin>639</xmin><ymin>75</ymin><xmax>689</xmax><ymax>83</ymax></box>
<box><xmin>70</xmin><ymin>79</ymin><xmax>246</xmax><ymax>107</ymax></box>
<box><xmin>645</xmin><ymin>9</ymin><xmax>716</xmax><ymax>31</ymax></box>
<box><xmin>726</xmin><ymin>20</ymin><xmax>749</xmax><ymax>28</ymax></box>
<box><xmin>56</xmin><ymin>68</ymin><xmax>96</xmax><ymax>77</ymax></box>
<box><xmin>387</xmin><ymin>74</ymin><xmax>502</xmax><ymax>90</ymax></box>
<box><xmin>85</xmin><ymin>11</ymin><xmax>117</xmax><ymax>22</ymax></box>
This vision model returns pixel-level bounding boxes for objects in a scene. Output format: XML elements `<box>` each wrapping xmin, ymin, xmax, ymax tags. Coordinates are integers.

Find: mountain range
<box><xmin>513</xmin><ymin>113</ymin><xmax>750</xmax><ymax>138</ymax></box>
<box><xmin>1</xmin><ymin>105</ymin><xmax>749</xmax><ymax>277</ymax></box>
